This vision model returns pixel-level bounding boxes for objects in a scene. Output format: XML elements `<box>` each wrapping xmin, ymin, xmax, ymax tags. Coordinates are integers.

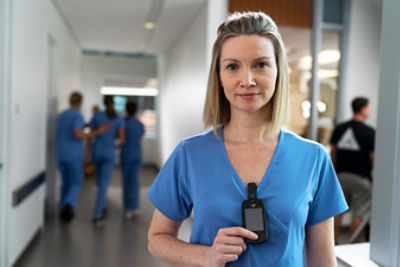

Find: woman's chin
<box><xmin>234</xmin><ymin>107</ymin><xmax>267</xmax><ymax>115</ymax></box>
<box><xmin>231</xmin><ymin>103</ymin><xmax>268</xmax><ymax>114</ymax></box>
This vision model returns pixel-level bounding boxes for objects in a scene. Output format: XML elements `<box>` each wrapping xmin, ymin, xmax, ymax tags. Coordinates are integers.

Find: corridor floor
<box><xmin>13</xmin><ymin>165</ymin><xmax>361</xmax><ymax>267</ymax></box>
<box><xmin>14</xmin><ymin>166</ymin><xmax>186</xmax><ymax>267</ymax></box>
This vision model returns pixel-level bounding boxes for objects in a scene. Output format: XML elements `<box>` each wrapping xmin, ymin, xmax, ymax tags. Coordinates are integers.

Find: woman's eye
<box><xmin>255</xmin><ymin>62</ymin><xmax>269</xmax><ymax>69</ymax></box>
<box><xmin>226</xmin><ymin>63</ymin><xmax>238</xmax><ymax>71</ymax></box>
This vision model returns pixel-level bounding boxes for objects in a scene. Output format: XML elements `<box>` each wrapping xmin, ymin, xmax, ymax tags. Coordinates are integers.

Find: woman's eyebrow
<box><xmin>221</xmin><ymin>58</ymin><xmax>239</xmax><ymax>63</ymax></box>
<box><xmin>221</xmin><ymin>56</ymin><xmax>274</xmax><ymax>63</ymax></box>
<box><xmin>253</xmin><ymin>56</ymin><xmax>274</xmax><ymax>61</ymax></box>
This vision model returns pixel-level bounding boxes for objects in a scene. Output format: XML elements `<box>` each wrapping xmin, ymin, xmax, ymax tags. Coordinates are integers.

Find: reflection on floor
<box><xmin>14</xmin><ymin>166</ymin><xmax>190</xmax><ymax>267</ymax></box>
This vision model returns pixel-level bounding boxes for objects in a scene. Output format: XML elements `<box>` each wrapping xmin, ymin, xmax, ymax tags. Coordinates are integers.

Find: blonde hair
<box><xmin>203</xmin><ymin>12</ymin><xmax>288</xmax><ymax>137</ymax></box>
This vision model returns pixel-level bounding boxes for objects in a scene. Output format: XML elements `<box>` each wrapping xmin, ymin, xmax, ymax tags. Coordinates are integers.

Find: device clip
<box><xmin>248</xmin><ymin>182</ymin><xmax>257</xmax><ymax>203</ymax></box>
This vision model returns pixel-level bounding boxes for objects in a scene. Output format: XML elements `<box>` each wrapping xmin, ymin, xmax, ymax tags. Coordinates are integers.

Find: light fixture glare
<box><xmin>144</xmin><ymin>22</ymin><xmax>155</xmax><ymax>30</ymax></box>
<box><xmin>100</xmin><ymin>87</ymin><xmax>158</xmax><ymax>96</ymax></box>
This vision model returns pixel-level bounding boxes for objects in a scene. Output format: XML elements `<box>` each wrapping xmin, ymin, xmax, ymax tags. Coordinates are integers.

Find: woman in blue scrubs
<box><xmin>90</xmin><ymin>95</ymin><xmax>125</xmax><ymax>225</ymax></box>
<box><xmin>147</xmin><ymin>12</ymin><xmax>348</xmax><ymax>266</ymax></box>
<box><xmin>120</xmin><ymin>101</ymin><xmax>145</xmax><ymax>218</ymax></box>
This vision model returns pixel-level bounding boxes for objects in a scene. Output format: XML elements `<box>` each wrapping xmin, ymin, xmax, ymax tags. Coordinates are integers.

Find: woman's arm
<box><xmin>148</xmin><ymin>209</ymin><xmax>208</xmax><ymax>267</ymax></box>
<box><xmin>305</xmin><ymin>218</ymin><xmax>336</xmax><ymax>267</ymax></box>
<box><xmin>74</xmin><ymin>128</ymin><xmax>90</xmax><ymax>139</ymax></box>
<box><xmin>118</xmin><ymin>127</ymin><xmax>125</xmax><ymax>146</ymax></box>
<box><xmin>148</xmin><ymin>209</ymin><xmax>257</xmax><ymax>267</ymax></box>
<box><xmin>86</xmin><ymin>123</ymin><xmax>110</xmax><ymax>138</ymax></box>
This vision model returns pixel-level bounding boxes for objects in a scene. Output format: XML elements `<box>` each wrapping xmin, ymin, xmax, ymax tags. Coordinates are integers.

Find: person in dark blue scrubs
<box><xmin>120</xmin><ymin>101</ymin><xmax>145</xmax><ymax>219</ymax></box>
<box><xmin>56</xmin><ymin>92</ymin><xmax>91</xmax><ymax>223</ymax></box>
<box><xmin>90</xmin><ymin>95</ymin><xmax>125</xmax><ymax>225</ymax></box>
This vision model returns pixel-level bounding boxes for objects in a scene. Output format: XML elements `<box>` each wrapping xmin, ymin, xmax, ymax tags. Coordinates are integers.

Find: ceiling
<box><xmin>54</xmin><ymin>0</ymin><xmax>207</xmax><ymax>55</ymax></box>
<box><xmin>54</xmin><ymin>0</ymin><xmax>340</xmax><ymax>79</ymax></box>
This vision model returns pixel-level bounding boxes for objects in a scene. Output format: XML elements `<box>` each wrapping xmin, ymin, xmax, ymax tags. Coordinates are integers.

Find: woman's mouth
<box><xmin>237</xmin><ymin>92</ymin><xmax>261</xmax><ymax>100</ymax></box>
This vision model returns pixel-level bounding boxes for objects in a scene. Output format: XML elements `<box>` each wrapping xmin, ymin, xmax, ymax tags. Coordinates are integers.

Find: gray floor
<box><xmin>13</xmin><ymin>165</ymin><xmax>363</xmax><ymax>267</ymax></box>
<box><xmin>14</xmin><ymin>166</ymin><xmax>171</xmax><ymax>267</ymax></box>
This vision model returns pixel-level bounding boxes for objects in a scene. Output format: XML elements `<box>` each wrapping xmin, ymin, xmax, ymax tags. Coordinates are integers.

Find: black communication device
<box><xmin>242</xmin><ymin>183</ymin><xmax>267</xmax><ymax>244</ymax></box>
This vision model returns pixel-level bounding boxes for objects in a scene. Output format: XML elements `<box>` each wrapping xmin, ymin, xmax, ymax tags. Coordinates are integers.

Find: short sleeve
<box><xmin>306</xmin><ymin>147</ymin><xmax>348</xmax><ymax>225</ymax></box>
<box><xmin>330</xmin><ymin>126</ymin><xmax>340</xmax><ymax>145</ymax></box>
<box><xmin>367</xmin><ymin>129</ymin><xmax>375</xmax><ymax>152</ymax></box>
<box><xmin>147</xmin><ymin>141</ymin><xmax>193</xmax><ymax>221</ymax></box>
<box><xmin>73</xmin><ymin>113</ymin><xmax>84</xmax><ymax>130</ymax></box>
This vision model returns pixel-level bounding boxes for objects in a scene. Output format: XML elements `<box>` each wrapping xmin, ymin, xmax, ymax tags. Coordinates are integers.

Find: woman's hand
<box><xmin>206</xmin><ymin>227</ymin><xmax>258</xmax><ymax>267</ymax></box>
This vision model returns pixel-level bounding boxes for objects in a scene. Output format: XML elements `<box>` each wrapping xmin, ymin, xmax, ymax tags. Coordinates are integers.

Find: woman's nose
<box><xmin>240</xmin><ymin>69</ymin><xmax>256</xmax><ymax>88</ymax></box>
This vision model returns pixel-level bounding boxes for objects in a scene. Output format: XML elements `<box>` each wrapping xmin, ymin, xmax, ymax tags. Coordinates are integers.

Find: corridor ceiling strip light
<box><xmin>100</xmin><ymin>87</ymin><xmax>159</xmax><ymax>96</ymax></box>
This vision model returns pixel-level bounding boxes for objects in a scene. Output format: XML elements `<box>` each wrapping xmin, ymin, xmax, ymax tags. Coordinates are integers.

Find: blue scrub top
<box><xmin>56</xmin><ymin>109</ymin><xmax>84</xmax><ymax>162</ymax></box>
<box><xmin>90</xmin><ymin>111</ymin><xmax>125</xmax><ymax>160</ymax></box>
<box><xmin>121</xmin><ymin>118</ymin><xmax>145</xmax><ymax>162</ymax></box>
<box><xmin>147</xmin><ymin>128</ymin><xmax>348</xmax><ymax>266</ymax></box>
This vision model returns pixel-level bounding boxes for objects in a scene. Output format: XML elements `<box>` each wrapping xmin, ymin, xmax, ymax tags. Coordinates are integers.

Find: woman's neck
<box><xmin>224</xmin><ymin>110</ymin><xmax>273</xmax><ymax>143</ymax></box>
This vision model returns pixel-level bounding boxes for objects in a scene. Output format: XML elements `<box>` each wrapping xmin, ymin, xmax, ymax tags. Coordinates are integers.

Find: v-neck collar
<box><xmin>218</xmin><ymin>126</ymin><xmax>284</xmax><ymax>197</ymax></box>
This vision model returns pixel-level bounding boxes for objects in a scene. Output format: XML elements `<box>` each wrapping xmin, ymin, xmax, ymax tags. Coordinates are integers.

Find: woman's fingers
<box><xmin>208</xmin><ymin>226</ymin><xmax>258</xmax><ymax>267</ymax></box>
<box><xmin>215</xmin><ymin>235</ymin><xmax>247</xmax><ymax>252</ymax></box>
<box><xmin>216</xmin><ymin>244</ymin><xmax>245</xmax><ymax>255</ymax></box>
<box><xmin>219</xmin><ymin>227</ymin><xmax>258</xmax><ymax>240</ymax></box>
<box><xmin>214</xmin><ymin>253</ymin><xmax>239</xmax><ymax>264</ymax></box>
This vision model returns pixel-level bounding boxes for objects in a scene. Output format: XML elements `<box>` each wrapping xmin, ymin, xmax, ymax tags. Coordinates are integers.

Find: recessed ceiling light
<box><xmin>144</xmin><ymin>22</ymin><xmax>156</xmax><ymax>30</ymax></box>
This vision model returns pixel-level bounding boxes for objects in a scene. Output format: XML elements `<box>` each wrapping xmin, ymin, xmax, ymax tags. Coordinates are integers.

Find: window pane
<box><xmin>323</xmin><ymin>0</ymin><xmax>344</xmax><ymax>24</ymax></box>
<box><xmin>318</xmin><ymin>30</ymin><xmax>341</xmax><ymax>146</ymax></box>
<box><xmin>280</xmin><ymin>27</ymin><xmax>311</xmax><ymax>138</ymax></box>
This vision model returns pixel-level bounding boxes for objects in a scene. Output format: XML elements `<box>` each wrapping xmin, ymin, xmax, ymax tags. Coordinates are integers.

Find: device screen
<box><xmin>244</xmin><ymin>208</ymin><xmax>264</xmax><ymax>231</ymax></box>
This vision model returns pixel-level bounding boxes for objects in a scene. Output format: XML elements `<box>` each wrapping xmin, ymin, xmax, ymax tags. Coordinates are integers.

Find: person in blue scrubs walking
<box><xmin>90</xmin><ymin>95</ymin><xmax>125</xmax><ymax>225</ymax></box>
<box><xmin>56</xmin><ymin>92</ymin><xmax>91</xmax><ymax>223</ymax></box>
<box><xmin>147</xmin><ymin>12</ymin><xmax>348</xmax><ymax>266</ymax></box>
<box><xmin>120</xmin><ymin>101</ymin><xmax>145</xmax><ymax>219</ymax></box>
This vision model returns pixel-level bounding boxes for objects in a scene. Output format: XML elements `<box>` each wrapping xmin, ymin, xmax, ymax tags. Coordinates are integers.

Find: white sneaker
<box><xmin>124</xmin><ymin>210</ymin><xmax>139</xmax><ymax>219</ymax></box>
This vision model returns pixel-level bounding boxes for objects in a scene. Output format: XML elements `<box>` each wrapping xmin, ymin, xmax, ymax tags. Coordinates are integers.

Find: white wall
<box><xmin>80</xmin><ymin>54</ymin><xmax>158</xmax><ymax>164</ymax></box>
<box><xmin>8</xmin><ymin>0</ymin><xmax>81</xmax><ymax>265</ymax></box>
<box><xmin>370</xmin><ymin>0</ymin><xmax>400</xmax><ymax>263</ymax></box>
<box><xmin>0</xmin><ymin>0</ymin><xmax>12</xmax><ymax>265</ymax></box>
<box><xmin>158</xmin><ymin>4</ymin><xmax>208</xmax><ymax>164</ymax></box>
<box><xmin>343</xmin><ymin>0</ymin><xmax>382</xmax><ymax>127</ymax></box>
<box><xmin>157</xmin><ymin>0</ymin><xmax>227</xmax><ymax>165</ymax></box>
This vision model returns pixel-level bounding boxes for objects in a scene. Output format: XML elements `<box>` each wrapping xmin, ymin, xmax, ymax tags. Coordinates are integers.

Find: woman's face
<box><xmin>219</xmin><ymin>34</ymin><xmax>278</xmax><ymax>116</ymax></box>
